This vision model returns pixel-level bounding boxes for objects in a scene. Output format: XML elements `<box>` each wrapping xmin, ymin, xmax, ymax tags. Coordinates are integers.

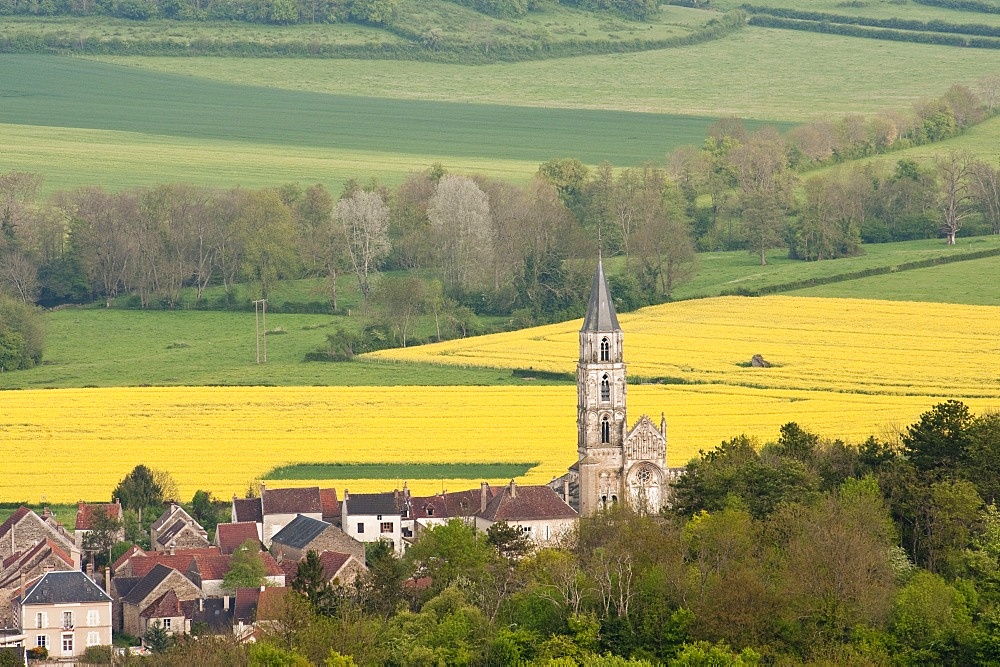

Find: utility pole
<box><xmin>253</xmin><ymin>299</ymin><xmax>268</xmax><ymax>363</ymax></box>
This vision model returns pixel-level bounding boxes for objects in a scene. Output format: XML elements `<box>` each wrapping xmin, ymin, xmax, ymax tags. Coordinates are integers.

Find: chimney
<box><xmin>169</xmin><ymin>542</ymin><xmax>175</xmax><ymax>556</ymax></box>
<box><xmin>19</xmin><ymin>573</ymin><xmax>25</xmax><ymax>601</ymax></box>
<box><xmin>105</xmin><ymin>567</ymin><xmax>111</xmax><ymax>594</ymax></box>
<box><xmin>661</xmin><ymin>412</ymin><xmax>667</xmax><ymax>439</ymax></box>
<box><xmin>276</xmin><ymin>549</ymin><xmax>283</xmax><ymax>564</ymax></box>
<box><xmin>198</xmin><ymin>598</ymin><xmax>204</xmax><ymax>612</ymax></box>
<box><xmin>260</xmin><ymin>585</ymin><xmax>266</xmax><ymax>592</ymax></box>
<box><xmin>223</xmin><ymin>595</ymin><xmax>230</xmax><ymax>611</ymax></box>
<box><xmin>480</xmin><ymin>483</ymin><xmax>488</xmax><ymax>513</ymax></box>
<box><xmin>86</xmin><ymin>562</ymin><xmax>94</xmax><ymax>580</ymax></box>
<box><xmin>509</xmin><ymin>480</ymin><xmax>516</xmax><ymax>499</ymax></box>
<box><xmin>563</xmin><ymin>479</ymin><xmax>570</xmax><ymax>504</ymax></box>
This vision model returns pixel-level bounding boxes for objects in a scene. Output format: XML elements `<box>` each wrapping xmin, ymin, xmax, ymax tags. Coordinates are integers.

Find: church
<box><xmin>556</xmin><ymin>258</ymin><xmax>682</xmax><ymax>517</ymax></box>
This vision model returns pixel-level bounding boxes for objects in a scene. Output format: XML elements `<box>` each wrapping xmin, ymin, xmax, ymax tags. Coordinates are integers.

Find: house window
<box><xmin>35</xmin><ymin>612</ymin><xmax>44</xmax><ymax>629</ymax></box>
<box><xmin>36</xmin><ymin>635</ymin><xmax>47</xmax><ymax>648</ymax></box>
<box><xmin>62</xmin><ymin>611</ymin><xmax>73</xmax><ymax>628</ymax></box>
<box><xmin>163</xmin><ymin>618</ymin><xmax>172</xmax><ymax>631</ymax></box>
<box><xmin>357</xmin><ymin>523</ymin><xmax>365</xmax><ymax>534</ymax></box>
<box><xmin>600</xmin><ymin>374</ymin><xmax>610</xmax><ymax>402</ymax></box>
<box><xmin>600</xmin><ymin>337</ymin><xmax>610</xmax><ymax>361</ymax></box>
<box><xmin>426</xmin><ymin>507</ymin><xmax>434</xmax><ymax>516</ymax></box>
<box><xmin>87</xmin><ymin>610</ymin><xmax>99</xmax><ymax>627</ymax></box>
<box><xmin>601</xmin><ymin>416</ymin><xmax>610</xmax><ymax>444</ymax></box>
<box><xmin>376</xmin><ymin>514</ymin><xmax>382</xmax><ymax>521</ymax></box>
<box><xmin>521</xmin><ymin>526</ymin><xmax>532</xmax><ymax>533</ymax></box>
<box><xmin>380</xmin><ymin>522</ymin><xmax>394</xmax><ymax>534</ymax></box>
<box><xmin>62</xmin><ymin>633</ymin><xmax>73</xmax><ymax>654</ymax></box>
<box><xmin>86</xmin><ymin>631</ymin><xmax>100</xmax><ymax>647</ymax></box>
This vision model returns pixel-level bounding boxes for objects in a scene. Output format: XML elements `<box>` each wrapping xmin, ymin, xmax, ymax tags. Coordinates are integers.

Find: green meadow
<box><xmin>0</xmin><ymin>54</ymin><xmax>790</xmax><ymax>192</ymax></box>
<box><xmin>94</xmin><ymin>27</ymin><xmax>1000</xmax><ymax>120</ymax></box>
<box><xmin>264</xmin><ymin>462</ymin><xmax>537</xmax><ymax>480</ymax></box>
<box><xmin>3</xmin><ymin>237</ymin><xmax>998</xmax><ymax>391</ymax></box>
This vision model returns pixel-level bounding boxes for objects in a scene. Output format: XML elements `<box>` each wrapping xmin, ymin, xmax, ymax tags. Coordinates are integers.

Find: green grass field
<box><xmin>790</xmin><ymin>254</ymin><xmax>1000</xmax><ymax>304</ymax></box>
<box><xmin>715</xmin><ymin>0</ymin><xmax>1000</xmax><ymax>26</ymax></box>
<box><xmin>92</xmin><ymin>27</ymin><xmax>1000</xmax><ymax>120</ymax></box>
<box><xmin>0</xmin><ymin>54</ymin><xmax>792</xmax><ymax>192</ymax></box>
<box><xmin>264</xmin><ymin>462</ymin><xmax>537</xmax><ymax>480</ymax></box>
<box><xmin>2</xmin><ymin>237</ymin><xmax>997</xmax><ymax>391</ymax></box>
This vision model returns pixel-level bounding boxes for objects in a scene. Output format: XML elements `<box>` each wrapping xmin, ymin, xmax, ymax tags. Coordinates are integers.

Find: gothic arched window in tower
<box><xmin>600</xmin><ymin>337</ymin><xmax>610</xmax><ymax>361</ymax></box>
<box><xmin>600</xmin><ymin>374</ymin><xmax>610</xmax><ymax>402</ymax></box>
<box><xmin>601</xmin><ymin>416</ymin><xmax>610</xmax><ymax>444</ymax></box>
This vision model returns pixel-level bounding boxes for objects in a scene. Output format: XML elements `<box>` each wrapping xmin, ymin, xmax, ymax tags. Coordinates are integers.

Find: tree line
<box><xmin>104</xmin><ymin>402</ymin><xmax>1000</xmax><ymax>665</ymax></box>
<box><xmin>0</xmin><ymin>0</ymin><xmax>660</xmax><ymax>27</ymax></box>
<box><xmin>2</xmin><ymin>81</ymin><xmax>998</xmax><ymax>355</ymax></box>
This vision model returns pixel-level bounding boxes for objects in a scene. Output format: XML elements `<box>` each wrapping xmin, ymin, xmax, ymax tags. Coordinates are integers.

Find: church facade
<box><xmin>560</xmin><ymin>259</ymin><xmax>680</xmax><ymax>517</ymax></box>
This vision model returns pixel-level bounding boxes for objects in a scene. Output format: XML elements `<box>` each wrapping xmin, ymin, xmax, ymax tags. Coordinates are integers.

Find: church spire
<box><xmin>581</xmin><ymin>257</ymin><xmax>619</xmax><ymax>333</ymax></box>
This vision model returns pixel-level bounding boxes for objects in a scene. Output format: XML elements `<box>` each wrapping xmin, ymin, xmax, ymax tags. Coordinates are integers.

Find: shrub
<box><xmin>81</xmin><ymin>645</ymin><xmax>113</xmax><ymax>664</ymax></box>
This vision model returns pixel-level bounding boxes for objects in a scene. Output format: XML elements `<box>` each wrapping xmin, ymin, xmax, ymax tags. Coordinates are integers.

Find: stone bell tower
<box><xmin>573</xmin><ymin>257</ymin><xmax>670</xmax><ymax>517</ymax></box>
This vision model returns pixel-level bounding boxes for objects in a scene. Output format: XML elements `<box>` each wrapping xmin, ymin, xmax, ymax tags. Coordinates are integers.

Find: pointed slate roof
<box><xmin>581</xmin><ymin>258</ymin><xmax>619</xmax><ymax>332</ymax></box>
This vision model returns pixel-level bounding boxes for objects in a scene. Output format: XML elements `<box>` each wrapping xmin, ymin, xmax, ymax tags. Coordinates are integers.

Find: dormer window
<box><xmin>601</xmin><ymin>416</ymin><xmax>610</xmax><ymax>444</ymax></box>
<box><xmin>600</xmin><ymin>337</ymin><xmax>610</xmax><ymax>362</ymax></box>
<box><xmin>601</xmin><ymin>375</ymin><xmax>610</xmax><ymax>402</ymax></box>
<box><xmin>426</xmin><ymin>506</ymin><xmax>434</xmax><ymax>516</ymax></box>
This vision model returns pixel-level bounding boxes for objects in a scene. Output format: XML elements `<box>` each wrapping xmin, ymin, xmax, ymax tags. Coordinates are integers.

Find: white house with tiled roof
<box><xmin>474</xmin><ymin>480</ymin><xmax>577</xmax><ymax>545</ymax></box>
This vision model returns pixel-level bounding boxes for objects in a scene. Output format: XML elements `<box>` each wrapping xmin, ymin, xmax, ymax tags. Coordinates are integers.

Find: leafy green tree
<box><xmin>112</xmin><ymin>465</ymin><xmax>163</xmax><ymax>520</ymax></box>
<box><xmin>486</xmin><ymin>520</ymin><xmax>533</xmax><ymax>562</ymax></box>
<box><xmin>0</xmin><ymin>294</ymin><xmax>43</xmax><ymax>370</ymax></box>
<box><xmin>405</xmin><ymin>519</ymin><xmax>493</xmax><ymax>598</ymax></box>
<box><xmin>671</xmin><ymin>641</ymin><xmax>761</xmax><ymax>666</ymax></box>
<box><xmin>248</xmin><ymin>641</ymin><xmax>311</xmax><ymax>666</ymax></box>
<box><xmin>891</xmin><ymin>571</ymin><xmax>975</xmax><ymax>664</ymax></box>
<box><xmin>903</xmin><ymin>400</ymin><xmax>974</xmax><ymax>478</ymax></box>
<box><xmin>191</xmin><ymin>490</ymin><xmax>216</xmax><ymax>528</ymax></box>
<box><xmin>358</xmin><ymin>539</ymin><xmax>408</xmax><ymax>616</ymax></box>
<box><xmin>224</xmin><ymin>539</ymin><xmax>268</xmax><ymax>592</ymax></box>
<box><xmin>236</xmin><ymin>189</ymin><xmax>298</xmax><ymax>300</ymax></box>
<box><xmin>82</xmin><ymin>506</ymin><xmax>123</xmax><ymax>567</ymax></box>
<box><xmin>143</xmin><ymin>620</ymin><xmax>172</xmax><ymax>654</ymax></box>
<box><xmin>293</xmin><ymin>550</ymin><xmax>335</xmax><ymax>612</ymax></box>
<box><xmin>963</xmin><ymin>412</ymin><xmax>1000</xmax><ymax>504</ymax></box>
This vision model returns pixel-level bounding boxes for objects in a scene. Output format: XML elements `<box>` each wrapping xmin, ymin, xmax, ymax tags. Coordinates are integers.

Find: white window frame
<box><xmin>87</xmin><ymin>609</ymin><xmax>100</xmax><ymax>627</ymax></box>
<box><xmin>35</xmin><ymin>612</ymin><xmax>44</xmax><ymax>629</ymax></box>
<box><xmin>163</xmin><ymin>618</ymin><xmax>172</xmax><ymax>631</ymax></box>
<box><xmin>86</xmin><ymin>631</ymin><xmax>100</xmax><ymax>647</ymax></box>
<box><xmin>61</xmin><ymin>633</ymin><xmax>73</xmax><ymax>655</ymax></box>
<box><xmin>36</xmin><ymin>635</ymin><xmax>47</xmax><ymax>648</ymax></box>
<box><xmin>62</xmin><ymin>611</ymin><xmax>74</xmax><ymax>629</ymax></box>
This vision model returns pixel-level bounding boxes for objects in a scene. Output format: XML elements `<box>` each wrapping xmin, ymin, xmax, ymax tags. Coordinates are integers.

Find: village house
<box><xmin>475</xmin><ymin>480</ymin><xmax>578</xmax><ymax>545</ymax></box>
<box><xmin>341</xmin><ymin>491</ymin><xmax>408</xmax><ymax>555</ymax></box>
<box><xmin>113</xmin><ymin>547</ymin><xmax>220</xmax><ymax>578</ymax></box>
<box><xmin>232</xmin><ymin>585</ymin><xmax>287</xmax><ymax>642</ymax></box>
<box><xmin>74</xmin><ymin>500</ymin><xmax>124</xmax><ymax>551</ymax></box>
<box><xmin>260</xmin><ymin>486</ymin><xmax>323</xmax><ymax>547</ymax></box>
<box><xmin>320</xmin><ymin>488</ymin><xmax>340</xmax><ymax>526</ymax></box>
<box><xmin>214</xmin><ymin>522</ymin><xmax>262</xmax><ymax>555</ymax></box>
<box><xmin>186</xmin><ymin>552</ymin><xmax>285</xmax><ymax>598</ymax></box>
<box><xmin>268</xmin><ymin>515</ymin><xmax>365</xmax><ymax>563</ymax></box>
<box><xmin>0</xmin><ymin>507</ymin><xmax>80</xmax><ymax>570</ymax></box>
<box><xmin>150</xmin><ymin>503</ymin><xmax>210</xmax><ymax>552</ymax></box>
<box><xmin>405</xmin><ymin>486</ymin><xmax>493</xmax><ymax>537</ymax></box>
<box><xmin>15</xmin><ymin>570</ymin><xmax>112</xmax><ymax>659</ymax></box>
<box><xmin>120</xmin><ymin>564</ymin><xmax>202</xmax><ymax>637</ymax></box>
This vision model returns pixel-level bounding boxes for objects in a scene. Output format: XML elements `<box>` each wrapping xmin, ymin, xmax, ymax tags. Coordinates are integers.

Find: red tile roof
<box><xmin>410</xmin><ymin>487</ymin><xmax>493</xmax><ymax>520</ymax></box>
<box><xmin>216</xmin><ymin>523</ymin><xmax>261</xmax><ymax>555</ymax></box>
<box><xmin>75</xmin><ymin>501</ymin><xmax>122</xmax><ymax>531</ymax></box>
<box><xmin>140</xmin><ymin>589</ymin><xmax>182</xmax><ymax>620</ymax></box>
<box><xmin>233</xmin><ymin>498</ymin><xmax>262</xmax><ymax>524</ymax></box>
<box><xmin>262</xmin><ymin>487</ymin><xmax>322</xmax><ymax>515</ymax></box>
<box><xmin>478</xmin><ymin>482</ymin><xmax>578</xmax><ymax>522</ymax></box>
<box><xmin>131</xmin><ymin>555</ymin><xmax>199</xmax><ymax>580</ymax></box>
<box><xmin>255</xmin><ymin>587</ymin><xmax>290</xmax><ymax>621</ymax></box>
<box><xmin>319</xmin><ymin>488</ymin><xmax>340</xmax><ymax>520</ymax></box>
<box><xmin>318</xmin><ymin>551</ymin><xmax>353</xmax><ymax>581</ymax></box>
<box><xmin>112</xmin><ymin>545</ymin><xmax>146</xmax><ymax>574</ymax></box>
<box><xmin>192</xmin><ymin>552</ymin><xmax>283</xmax><ymax>582</ymax></box>
<box><xmin>233</xmin><ymin>587</ymin><xmax>261</xmax><ymax>623</ymax></box>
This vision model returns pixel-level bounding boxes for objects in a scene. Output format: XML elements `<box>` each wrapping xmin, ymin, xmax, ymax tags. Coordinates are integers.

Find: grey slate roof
<box><xmin>111</xmin><ymin>576</ymin><xmax>141</xmax><ymax>601</ymax></box>
<box><xmin>581</xmin><ymin>257</ymin><xmax>619</xmax><ymax>333</ymax></box>
<box><xmin>122</xmin><ymin>564</ymin><xmax>178</xmax><ymax>606</ymax></box>
<box><xmin>345</xmin><ymin>492</ymin><xmax>401</xmax><ymax>517</ymax></box>
<box><xmin>22</xmin><ymin>571</ymin><xmax>112</xmax><ymax>605</ymax></box>
<box><xmin>271</xmin><ymin>514</ymin><xmax>330</xmax><ymax>549</ymax></box>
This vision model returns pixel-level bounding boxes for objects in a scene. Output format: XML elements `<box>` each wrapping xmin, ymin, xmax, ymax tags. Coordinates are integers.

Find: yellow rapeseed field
<box><xmin>2</xmin><ymin>296</ymin><xmax>998</xmax><ymax>503</ymax></box>
<box><xmin>369</xmin><ymin>296</ymin><xmax>1000</xmax><ymax>399</ymax></box>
